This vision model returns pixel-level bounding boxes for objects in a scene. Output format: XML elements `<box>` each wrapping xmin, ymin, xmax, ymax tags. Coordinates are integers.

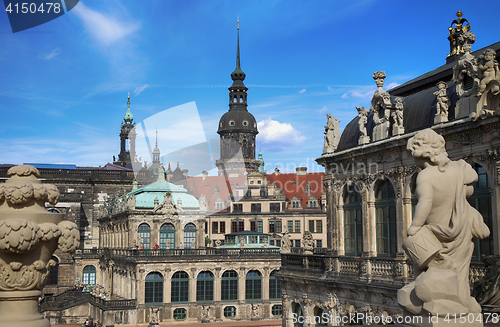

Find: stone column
<box><xmin>0</xmin><ymin>165</ymin><xmax>80</xmax><ymax>327</ymax></box>
<box><xmin>214</xmin><ymin>267</ymin><xmax>221</xmax><ymax>303</ymax></box>
<box><xmin>163</xmin><ymin>268</ymin><xmax>171</xmax><ymax>304</ymax></box>
<box><xmin>262</xmin><ymin>268</ymin><xmax>270</xmax><ymax>303</ymax></box>
<box><xmin>238</xmin><ymin>267</ymin><xmax>246</xmax><ymax>303</ymax></box>
<box><xmin>137</xmin><ymin>268</ymin><xmax>145</xmax><ymax>305</ymax></box>
<box><xmin>189</xmin><ymin>268</ymin><xmax>197</xmax><ymax>304</ymax></box>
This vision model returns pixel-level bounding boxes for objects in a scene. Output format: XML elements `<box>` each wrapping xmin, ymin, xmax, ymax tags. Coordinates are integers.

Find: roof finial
<box><xmin>128</xmin><ymin>92</ymin><xmax>130</xmax><ymax>99</ymax></box>
<box><xmin>236</xmin><ymin>17</ymin><xmax>241</xmax><ymax>69</ymax></box>
<box><xmin>237</xmin><ymin>16</ymin><xmax>240</xmax><ymax>30</ymax></box>
<box><xmin>456</xmin><ymin>10</ymin><xmax>463</xmax><ymax>18</ymax></box>
<box><xmin>155</xmin><ymin>128</ymin><xmax>158</xmax><ymax>147</ymax></box>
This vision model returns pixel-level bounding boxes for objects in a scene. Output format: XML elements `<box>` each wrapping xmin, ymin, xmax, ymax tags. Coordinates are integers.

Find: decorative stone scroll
<box><xmin>0</xmin><ymin>165</ymin><xmax>80</xmax><ymax>327</ymax></box>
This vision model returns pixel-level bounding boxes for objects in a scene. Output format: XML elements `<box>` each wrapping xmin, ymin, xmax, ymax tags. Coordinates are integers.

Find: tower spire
<box><xmin>236</xmin><ymin>17</ymin><xmax>241</xmax><ymax>70</ymax></box>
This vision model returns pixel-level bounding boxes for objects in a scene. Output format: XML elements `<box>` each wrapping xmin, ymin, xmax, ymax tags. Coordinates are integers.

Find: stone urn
<box><xmin>0</xmin><ymin>165</ymin><xmax>80</xmax><ymax>327</ymax></box>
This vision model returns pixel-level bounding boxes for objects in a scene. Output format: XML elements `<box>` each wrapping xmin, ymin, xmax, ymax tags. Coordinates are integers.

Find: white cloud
<box><xmin>134</xmin><ymin>84</ymin><xmax>149</xmax><ymax>95</ymax></box>
<box><xmin>299</xmin><ymin>88</ymin><xmax>306</xmax><ymax>94</ymax></box>
<box><xmin>257</xmin><ymin>118</ymin><xmax>306</xmax><ymax>151</ymax></box>
<box><xmin>341</xmin><ymin>87</ymin><xmax>376</xmax><ymax>99</ymax></box>
<box><xmin>316</xmin><ymin>106</ymin><xmax>327</xmax><ymax>114</ymax></box>
<box><xmin>37</xmin><ymin>47</ymin><xmax>61</xmax><ymax>60</ymax></box>
<box><xmin>73</xmin><ymin>3</ymin><xmax>141</xmax><ymax>46</ymax></box>
<box><xmin>386</xmin><ymin>82</ymin><xmax>400</xmax><ymax>90</ymax></box>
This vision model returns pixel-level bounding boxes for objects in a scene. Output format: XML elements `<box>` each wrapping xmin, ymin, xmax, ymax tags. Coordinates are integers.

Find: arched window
<box><xmin>82</xmin><ymin>265</ymin><xmax>96</xmax><ymax>285</ymax></box>
<box><xmin>314</xmin><ymin>307</ymin><xmax>328</xmax><ymax>326</ymax></box>
<box><xmin>145</xmin><ymin>272</ymin><xmax>163</xmax><ymax>305</ymax></box>
<box><xmin>221</xmin><ymin>270</ymin><xmax>238</xmax><ymax>301</ymax></box>
<box><xmin>375</xmin><ymin>180</ymin><xmax>397</xmax><ymax>256</ymax></box>
<box><xmin>197</xmin><ymin>271</ymin><xmax>214</xmax><ymax>302</ymax></box>
<box><xmin>47</xmin><ymin>256</ymin><xmax>59</xmax><ymax>285</ymax></box>
<box><xmin>245</xmin><ymin>270</ymin><xmax>262</xmax><ymax>301</ymax></box>
<box><xmin>171</xmin><ymin>271</ymin><xmax>189</xmax><ymax>303</ymax></box>
<box><xmin>269</xmin><ymin>270</ymin><xmax>281</xmax><ymax>300</ymax></box>
<box><xmin>160</xmin><ymin>223</ymin><xmax>175</xmax><ymax>249</ymax></box>
<box><xmin>184</xmin><ymin>223</ymin><xmax>196</xmax><ymax>249</ymax></box>
<box><xmin>468</xmin><ymin>164</ymin><xmax>494</xmax><ymax>261</ymax></box>
<box><xmin>292</xmin><ymin>302</ymin><xmax>303</xmax><ymax>327</ymax></box>
<box><xmin>344</xmin><ymin>187</ymin><xmax>363</xmax><ymax>255</ymax></box>
<box><xmin>138</xmin><ymin>223</ymin><xmax>151</xmax><ymax>249</ymax></box>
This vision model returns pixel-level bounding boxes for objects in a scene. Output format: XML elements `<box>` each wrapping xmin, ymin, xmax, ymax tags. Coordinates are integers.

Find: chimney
<box><xmin>296</xmin><ymin>167</ymin><xmax>307</xmax><ymax>176</ymax></box>
<box><xmin>202</xmin><ymin>171</ymin><xmax>208</xmax><ymax>181</ymax></box>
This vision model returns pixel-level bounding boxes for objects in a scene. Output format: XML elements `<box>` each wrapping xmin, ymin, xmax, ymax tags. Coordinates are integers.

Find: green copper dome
<box><xmin>124</xmin><ymin>95</ymin><xmax>134</xmax><ymax>123</ymax></box>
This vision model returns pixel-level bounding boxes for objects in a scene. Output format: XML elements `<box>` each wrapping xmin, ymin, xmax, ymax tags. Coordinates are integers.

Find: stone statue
<box><xmin>477</xmin><ymin>48</ymin><xmax>500</xmax><ymax>97</ymax></box>
<box><xmin>391</xmin><ymin>97</ymin><xmax>405</xmax><ymax>135</ymax></box>
<box><xmin>280</xmin><ymin>229</ymin><xmax>291</xmax><ymax>254</ymax></box>
<box><xmin>370</xmin><ymin>71</ymin><xmax>392</xmax><ymax>141</ymax></box>
<box><xmin>239</xmin><ymin>237</ymin><xmax>245</xmax><ymax>248</ymax></box>
<box><xmin>323</xmin><ymin>114</ymin><xmax>341</xmax><ymax>154</ymax></box>
<box><xmin>263</xmin><ymin>237</ymin><xmax>268</xmax><ymax>248</ymax></box>
<box><xmin>398</xmin><ymin>129</ymin><xmax>490</xmax><ymax>320</ymax></box>
<box><xmin>215</xmin><ymin>239</ymin><xmax>221</xmax><ymax>248</ymax></box>
<box><xmin>176</xmin><ymin>197</ymin><xmax>182</xmax><ymax>211</ymax></box>
<box><xmin>356</xmin><ymin>106</ymin><xmax>370</xmax><ymax>145</ymax></box>
<box><xmin>198</xmin><ymin>195</ymin><xmax>208</xmax><ymax>212</ymax></box>
<box><xmin>165</xmin><ymin>239</ymin><xmax>171</xmax><ymax>249</ymax></box>
<box><xmin>474</xmin><ymin>255</ymin><xmax>500</xmax><ymax>307</ymax></box>
<box><xmin>303</xmin><ymin>231</ymin><xmax>314</xmax><ymax>255</ymax></box>
<box><xmin>433</xmin><ymin>81</ymin><xmax>449</xmax><ymax>123</ymax></box>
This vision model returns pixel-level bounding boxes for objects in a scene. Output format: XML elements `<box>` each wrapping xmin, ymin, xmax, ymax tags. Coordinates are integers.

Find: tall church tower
<box><xmin>114</xmin><ymin>94</ymin><xmax>137</xmax><ymax>168</ymax></box>
<box><xmin>216</xmin><ymin>20</ymin><xmax>259</xmax><ymax>176</ymax></box>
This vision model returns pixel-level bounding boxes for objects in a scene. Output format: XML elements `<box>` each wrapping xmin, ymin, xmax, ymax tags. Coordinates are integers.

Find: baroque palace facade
<box><xmin>278</xmin><ymin>12</ymin><xmax>500</xmax><ymax>326</ymax></box>
<box><xmin>0</xmin><ymin>25</ymin><xmax>327</xmax><ymax>325</ymax></box>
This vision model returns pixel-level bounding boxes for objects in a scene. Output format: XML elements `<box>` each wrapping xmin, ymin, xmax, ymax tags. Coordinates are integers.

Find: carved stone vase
<box><xmin>0</xmin><ymin>165</ymin><xmax>80</xmax><ymax>327</ymax></box>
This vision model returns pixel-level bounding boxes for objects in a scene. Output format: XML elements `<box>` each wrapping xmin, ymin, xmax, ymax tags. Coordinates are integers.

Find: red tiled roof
<box><xmin>266</xmin><ymin>172</ymin><xmax>324</xmax><ymax>210</ymax></box>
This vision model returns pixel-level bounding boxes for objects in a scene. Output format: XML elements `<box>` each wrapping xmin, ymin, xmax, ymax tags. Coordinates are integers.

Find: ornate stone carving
<box><xmin>433</xmin><ymin>81</ymin><xmax>450</xmax><ymax>123</ymax></box>
<box><xmin>323</xmin><ymin>114</ymin><xmax>341</xmax><ymax>153</ymax></box>
<box><xmin>0</xmin><ymin>165</ymin><xmax>80</xmax><ymax>327</ymax></box>
<box><xmin>153</xmin><ymin>191</ymin><xmax>177</xmax><ymax>216</ymax></box>
<box><xmin>370</xmin><ymin>71</ymin><xmax>392</xmax><ymax>141</ymax></box>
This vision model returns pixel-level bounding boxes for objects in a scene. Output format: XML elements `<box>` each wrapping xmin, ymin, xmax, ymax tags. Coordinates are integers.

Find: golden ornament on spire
<box><xmin>456</xmin><ymin>10</ymin><xmax>463</xmax><ymax>18</ymax></box>
<box><xmin>128</xmin><ymin>92</ymin><xmax>130</xmax><ymax>99</ymax></box>
<box><xmin>237</xmin><ymin>16</ymin><xmax>240</xmax><ymax>30</ymax></box>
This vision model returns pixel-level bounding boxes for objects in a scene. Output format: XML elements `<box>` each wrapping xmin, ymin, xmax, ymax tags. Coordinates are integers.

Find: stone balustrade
<box><xmin>280</xmin><ymin>253</ymin><xmax>486</xmax><ymax>286</ymax></box>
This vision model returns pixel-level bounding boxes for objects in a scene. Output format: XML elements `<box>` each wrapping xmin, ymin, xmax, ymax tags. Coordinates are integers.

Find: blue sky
<box><xmin>1</xmin><ymin>0</ymin><xmax>499</xmax><ymax>175</ymax></box>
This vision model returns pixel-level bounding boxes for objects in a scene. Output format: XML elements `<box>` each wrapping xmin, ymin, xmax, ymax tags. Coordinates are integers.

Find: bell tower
<box><xmin>216</xmin><ymin>20</ymin><xmax>259</xmax><ymax>176</ymax></box>
<box><xmin>114</xmin><ymin>93</ymin><xmax>137</xmax><ymax>168</ymax></box>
